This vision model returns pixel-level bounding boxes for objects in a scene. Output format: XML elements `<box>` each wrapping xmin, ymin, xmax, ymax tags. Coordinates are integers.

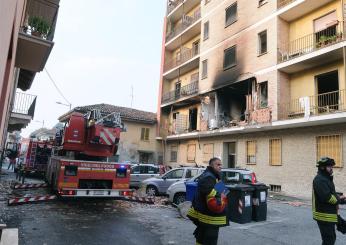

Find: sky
<box><xmin>21</xmin><ymin>0</ymin><xmax>166</xmax><ymax>137</ymax></box>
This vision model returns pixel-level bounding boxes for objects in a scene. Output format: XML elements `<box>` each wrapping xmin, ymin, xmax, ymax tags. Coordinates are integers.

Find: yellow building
<box><xmin>74</xmin><ymin>104</ymin><xmax>162</xmax><ymax>164</ymax></box>
<box><xmin>158</xmin><ymin>0</ymin><xmax>346</xmax><ymax>198</ymax></box>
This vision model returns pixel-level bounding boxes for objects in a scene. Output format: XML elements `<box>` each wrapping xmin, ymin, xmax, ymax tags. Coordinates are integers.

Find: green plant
<box><xmin>28</xmin><ymin>16</ymin><xmax>50</xmax><ymax>38</ymax></box>
<box><xmin>318</xmin><ymin>35</ymin><xmax>328</xmax><ymax>43</ymax></box>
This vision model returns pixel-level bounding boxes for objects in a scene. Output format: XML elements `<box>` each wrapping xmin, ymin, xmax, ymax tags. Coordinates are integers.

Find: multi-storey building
<box><xmin>157</xmin><ymin>0</ymin><xmax>346</xmax><ymax>198</ymax></box>
<box><xmin>0</xmin><ymin>0</ymin><xmax>59</xmax><ymax>156</ymax></box>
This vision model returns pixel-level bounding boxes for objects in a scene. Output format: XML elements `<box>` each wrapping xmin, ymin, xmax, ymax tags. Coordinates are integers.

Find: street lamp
<box><xmin>56</xmin><ymin>101</ymin><xmax>72</xmax><ymax>110</ymax></box>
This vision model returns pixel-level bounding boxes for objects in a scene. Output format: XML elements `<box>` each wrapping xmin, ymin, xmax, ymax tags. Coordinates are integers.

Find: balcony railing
<box><xmin>279</xmin><ymin>21</ymin><xmax>345</xmax><ymax>62</ymax></box>
<box><xmin>277</xmin><ymin>0</ymin><xmax>296</xmax><ymax>9</ymax></box>
<box><xmin>166</xmin><ymin>7</ymin><xmax>201</xmax><ymax>43</ymax></box>
<box><xmin>279</xmin><ymin>90</ymin><xmax>346</xmax><ymax>120</ymax></box>
<box><xmin>164</xmin><ymin>45</ymin><xmax>200</xmax><ymax>72</ymax></box>
<box><xmin>21</xmin><ymin>0</ymin><xmax>59</xmax><ymax>41</ymax></box>
<box><xmin>162</xmin><ymin>77</ymin><xmax>199</xmax><ymax>104</ymax></box>
<box><xmin>167</xmin><ymin>0</ymin><xmax>184</xmax><ymax>15</ymax></box>
<box><xmin>12</xmin><ymin>92</ymin><xmax>37</xmax><ymax>118</ymax></box>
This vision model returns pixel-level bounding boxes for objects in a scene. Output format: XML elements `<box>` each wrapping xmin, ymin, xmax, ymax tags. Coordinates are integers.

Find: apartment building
<box><xmin>0</xmin><ymin>0</ymin><xmax>59</xmax><ymax>156</ymax></box>
<box><xmin>157</xmin><ymin>0</ymin><xmax>346</xmax><ymax>198</ymax></box>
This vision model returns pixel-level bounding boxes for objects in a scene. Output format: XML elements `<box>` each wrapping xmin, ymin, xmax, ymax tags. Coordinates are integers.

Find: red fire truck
<box><xmin>20</xmin><ymin>139</ymin><xmax>54</xmax><ymax>175</ymax></box>
<box><xmin>46</xmin><ymin>109</ymin><xmax>132</xmax><ymax>198</ymax></box>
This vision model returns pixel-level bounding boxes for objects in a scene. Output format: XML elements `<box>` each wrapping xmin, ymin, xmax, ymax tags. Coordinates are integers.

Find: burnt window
<box><xmin>259</xmin><ymin>81</ymin><xmax>268</xmax><ymax>108</ymax></box>
<box><xmin>225</xmin><ymin>2</ymin><xmax>237</xmax><ymax>27</ymax></box>
<box><xmin>223</xmin><ymin>46</ymin><xmax>236</xmax><ymax>70</ymax></box>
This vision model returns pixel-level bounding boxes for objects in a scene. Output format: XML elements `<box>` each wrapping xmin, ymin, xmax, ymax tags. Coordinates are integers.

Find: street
<box><xmin>0</xmin><ymin>169</ymin><xmax>345</xmax><ymax>245</ymax></box>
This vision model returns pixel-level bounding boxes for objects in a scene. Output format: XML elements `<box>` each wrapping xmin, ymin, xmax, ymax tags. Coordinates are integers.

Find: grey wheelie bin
<box><xmin>227</xmin><ymin>184</ymin><xmax>254</xmax><ymax>224</ymax></box>
<box><xmin>250</xmin><ymin>183</ymin><xmax>269</xmax><ymax>222</ymax></box>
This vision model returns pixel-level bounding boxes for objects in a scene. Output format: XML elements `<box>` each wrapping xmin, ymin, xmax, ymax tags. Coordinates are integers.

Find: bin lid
<box><xmin>225</xmin><ymin>184</ymin><xmax>255</xmax><ymax>191</ymax></box>
<box><xmin>249</xmin><ymin>183</ymin><xmax>269</xmax><ymax>190</ymax></box>
<box><xmin>185</xmin><ymin>181</ymin><xmax>198</xmax><ymax>187</ymax></box>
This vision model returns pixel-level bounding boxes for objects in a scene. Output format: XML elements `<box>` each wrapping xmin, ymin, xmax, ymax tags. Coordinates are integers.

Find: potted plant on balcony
<box><xmin>28</xmin><ymin>16</ymin><xmax>50</xmax><ymax>39</ymax></box>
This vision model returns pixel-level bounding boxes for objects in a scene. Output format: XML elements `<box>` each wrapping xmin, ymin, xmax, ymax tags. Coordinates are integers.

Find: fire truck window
<box><xmin>116</xmin><ymin>168</ymin><xmax>127</xmax><ymax>178</ymax></box>
<box><xmin>65</xmin><ymin>166</ymin><xmax>78</xmax><ymax>176</ymax></box>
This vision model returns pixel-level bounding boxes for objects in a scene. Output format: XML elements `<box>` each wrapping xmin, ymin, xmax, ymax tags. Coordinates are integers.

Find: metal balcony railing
<box><xmin>279</xmin><ymin>90</ymin><xmax>346</xmax><ymax>120</ymax></box>
<box><xmin>166</xmin><ymin>7</ymin><xmax>201</xmax><ymax>43</ymax></box>
<box><xmin>12</xmin><ymin>92</ymin><xmax>37</xmax><ymax>118</ymax></box>
<box><xmin>277</xmin><ymin>0</ymin><xmax>296</xmax><ymax>9</ymax></box>
<box><xmin>279</xmin><ymin>21</ymin><xmax>345</xmax><ymax>62</ymax></box>
<box><xmin>162</xmin><ymin>77</ymin><xmax>199</xmax><ymax>104</ymax></box>
<box><xmin>164</xmin><ymin>44</ymin><xmax>200</xmax><ymax>72</ymax></box>
<box><xmin>21</xmin><ymin>0</ymin><xmax>59</xmax><ymax>41</ymax></box>
<box><xmin>167</xmin><ymin>0</ymin><xmax>184</xmax><ymax>15</ymax></box>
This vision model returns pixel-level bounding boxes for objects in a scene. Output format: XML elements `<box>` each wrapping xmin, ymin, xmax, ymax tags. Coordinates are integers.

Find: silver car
<box><xmin>142</xmin><ymin>167</ymin><xmax>204</xmax><ymax>196</ymax></box>
<box><xmin>130</xmin><ymin>164</ymin><xmax>160</xmax><ymax>188</ymax></box>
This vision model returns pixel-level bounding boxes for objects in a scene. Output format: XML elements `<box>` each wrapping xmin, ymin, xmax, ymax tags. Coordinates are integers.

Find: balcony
<box><xmin>277</xmin><ymin>0</ymin><xmax>335</xmax><ymax>22</ymax></box>
<box><xmin>15</xmin><ymin>0</ymin><xmax>60</xmax><ymax>91</ymax></box>
<box><xmin>279</xmin><ymin>90</ymin><xmax>346</xmax><ymax>120</ymax></box>
<box><xmin>161</xmin><ymin>77</ymin><xmax>199</xmax><ymax>106</ymax></box>
<box><xmin>167</xmin><ymin>0</ymin><xmax>200</xmax><ymax>23</ymax></box>
<box><xmin>165</xmin><ymin>7</ymin><xmax>201</xmax><ymax>50</ymax></box>
<box><xmin>8</xmin><ymin>92</ymin><xmax>37</xmax><ymax>132</ymax></box>
<box><xmin>167</xmin><ymin>0</ymin><xmax>184</xmax><ymax>15</ymax></box>
<box><xmin>163</xmin><ymin>46</ymin><xmax>200</xmax><ymax>80</ymax></box>
<box><xmin>278</xmin><ymin>21</ymin><xmax>346</xmax><ymax>73</ymax></box>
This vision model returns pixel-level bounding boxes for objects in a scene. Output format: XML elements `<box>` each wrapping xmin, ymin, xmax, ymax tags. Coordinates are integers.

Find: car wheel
<box><xmin>173</xmin><ymin>192</ymin><xmax>186</xmax><ymax>205</ymax></box>
<box><xmin>146</xmin><ymin>185</ymin><xmax>158</xmax><ymax>196</ymax></box>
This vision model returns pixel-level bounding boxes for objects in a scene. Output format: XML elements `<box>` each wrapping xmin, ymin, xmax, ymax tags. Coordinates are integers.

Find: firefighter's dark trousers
<box><xmin>317</xmin><ymin>221</ymin><xmax>336</xmax><ymax>245</ymax></box>
<box><xmin>193</xmin><ymin>225</ymin><xmax>219</xmax><ymax>245</ymax></box>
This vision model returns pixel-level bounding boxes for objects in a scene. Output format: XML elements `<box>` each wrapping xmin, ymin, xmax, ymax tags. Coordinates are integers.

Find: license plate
<box><xmin>93</xmin><ymin>190</ymin><xmax>104</xmax><ymax>196</ymax></box>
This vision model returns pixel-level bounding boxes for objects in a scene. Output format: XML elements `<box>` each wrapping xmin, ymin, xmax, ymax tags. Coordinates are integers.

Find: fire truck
<box><xmin>19</xmin><ymin>138</ymin><xmax>54</xmax><ymax>176</ymax></box>
<box><xmin>46</xmin><ymin>109</ymin><xmax>132</xmax><ymax>198</ymax></box>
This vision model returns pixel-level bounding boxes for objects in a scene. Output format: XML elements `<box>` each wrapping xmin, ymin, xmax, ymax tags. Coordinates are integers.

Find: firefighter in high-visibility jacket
<box><xmin>187</xmin><ymin>157</ymin><xmax>229</xmax><ymax>245</ymax></box>
<box><xmin>313</xmin><ymin>157</ymin><xmax>346</xmax><ymax>245</ymax></box>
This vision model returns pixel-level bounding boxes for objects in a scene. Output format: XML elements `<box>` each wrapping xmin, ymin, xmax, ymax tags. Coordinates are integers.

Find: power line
<box><xmin>44</xmin><ymin>68</ymin><xmax>71</xmax><ymax>105</ymax></box>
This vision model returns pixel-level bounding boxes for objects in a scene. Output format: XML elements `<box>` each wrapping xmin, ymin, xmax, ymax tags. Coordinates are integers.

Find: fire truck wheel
<box><xmin>146</xmin><ymin>185</ymin><xmax>158</xmax><ymax>196</ymax></box>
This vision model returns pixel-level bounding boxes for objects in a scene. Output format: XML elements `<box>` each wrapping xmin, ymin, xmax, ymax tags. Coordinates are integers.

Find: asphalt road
<box><xmin>1</xmin><ymin>168</ymin><xmax>346</xmax><ymax>245</ymax></box>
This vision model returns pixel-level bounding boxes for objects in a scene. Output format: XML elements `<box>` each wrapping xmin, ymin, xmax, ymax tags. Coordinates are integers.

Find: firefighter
<box><xmin>187</xmin><ymin>157</ymin><xmax>229</xmax><ymax>245</ymax></box>
<box><xmin>313</xmin><ymin>157</ymin><xmax>346</xmax><ymax>245</ymax></box>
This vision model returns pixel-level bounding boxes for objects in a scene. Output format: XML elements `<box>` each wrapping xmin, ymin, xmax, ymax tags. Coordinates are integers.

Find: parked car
<box><xmin>130</xmin><ymin>164</ymin><xmax>160</xmax><ymax>188</ymax></box>
<box><xmin>167</xmin><ymin>168</ymin><xmax>257</xmax><ymax>205</ymax></box>
<box><xmin>141</xmin><ymin>167</ymin><xmax>205</xmax><ymax>196</ymax></box>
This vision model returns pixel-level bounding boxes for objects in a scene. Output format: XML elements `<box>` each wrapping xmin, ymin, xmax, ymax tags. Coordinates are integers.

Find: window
<box><xmin>246</xmin><ymin>141</ymin><xmax>256</xmax><ymax>164</ymax></box>
<box><xmin>203</xmin><ymin>21</ymin><xmax>209</xmax><ymax>40</ymax></box>
<box><xmin>316</xmin><ymin>135</ymin><xmax>342</xmax><ymax>167</ymax></box>
<box><xmin>186</xmin><ymin>169</ymin><xmax>199</xmax><ymax>178</ymax></box>
<box><xmin>65</xmin><ymin>166</ymin><xmax>78</xmax><ymax>176</ymax></box>
<box><xmin>140</xmin><ymin>128</ymin><xmax>150</xmax><ymax>141</ymax></box>
<box><xmin>203</xmin><ymin>143</ymin><xmax>214</xmax><ymax>163</ymax></box>
<box><xmin>165</xmin><ymin>169</ymin><xmax>184</xmax><ymax>179</ymax></box>
<box><xmin>222</xmin><ymin>171</ymin><xmax>240</xmax><ymax>184</ymax></box>
<box><xmin>223</xmin><ymin>46</ymin><xmax>236</xmax><ymax>70</ymax></box>
<box><xmin>258</xmin><ymin>30</ymin><xmax>267</xmax><ymax>55</ymax></box>
<box><xmin>259</xmin><ymin>81</ymin><xmax>268</xmax><ymax>108</ymax></box>
<box><xmin>270</xmin><ymin>139</ymin><xmax>282</xmax><ymax>166</ymax></box>
<box><xmin>148</xmin><ymin>166</ymin><xmax>159</xmax><ymax>174</ymax></box>
<box><xmin>187</xmin><ymin>144</ymin><xmax>196</xmax><ymax>162</ymax></box>
<box><xmin>131</xmin><ymin>166</ymin><xmax>140</xmax><ymax>174</ymax></box>
<box><xmin>225</xmin><ymin>2</ymin><xmax>237</xmax><ymax>27</ymax></box>
<box><xmin>202</xmin><ymin>59</ymin><xmax>208</xmax><ymax>79</ymax></box>
<box><xmin>170</xmin><ymin>145</ymin><xmax>178</xmax><ymax>162</ymax></box>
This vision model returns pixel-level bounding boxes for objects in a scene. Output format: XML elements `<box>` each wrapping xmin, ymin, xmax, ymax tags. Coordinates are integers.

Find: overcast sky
<box><xmin>21</xmin><ymin>0</ymin><xmax>166</xmax><ymax>137</ymax></box>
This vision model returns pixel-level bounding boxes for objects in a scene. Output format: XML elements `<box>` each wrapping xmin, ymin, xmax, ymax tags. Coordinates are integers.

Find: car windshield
<box><xmin>163</xmin><ymin>169</ymin><xmax>184</xmax><ymax>179</ymax></box>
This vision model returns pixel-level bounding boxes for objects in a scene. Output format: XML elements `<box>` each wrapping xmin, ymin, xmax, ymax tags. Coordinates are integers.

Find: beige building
<box><xmin>73</xmin><ymin>104</ymin><xmax>162</xmax><ymax>164</ymax></box>
<box><xmin>0</xmin><ymin>0</ymin><xmax>59</xmax><ymax>155</ymax></box>
<box><xmin>158</xmin><ymin>0</ymin><xmax>346</xmax><ymax>198</ymax></box>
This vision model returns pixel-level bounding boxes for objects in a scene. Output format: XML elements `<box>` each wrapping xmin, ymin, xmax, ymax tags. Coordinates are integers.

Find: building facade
<box><xmin>0</xmin><ymin>0</ymin><xmax>59</xmax><ymax>156</ymax></box>
<box><xmin>158</xmin><ymin>0</ymin><xmax>346</xmax><ymax>198</ymax></box>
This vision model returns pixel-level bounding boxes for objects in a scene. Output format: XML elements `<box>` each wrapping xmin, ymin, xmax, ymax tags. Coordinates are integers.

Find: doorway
<box><xmin>227</xmin><ymin>142</ymin><xmax>236</xmax><ymax>168</ymax></box>
<box><xmin>316</xmin><ymin>70</ymin><xmax>339</xmax><ymax>112</ymax></box>
<box><xmin>175</xmin><ymin>81</ymin><xmax>181</xmax><ymax>100</ymax></box>
<box><xmin>189</xmin><ymin>108</ymin><xmax>198</xmax><ymax>131</ymax></box>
